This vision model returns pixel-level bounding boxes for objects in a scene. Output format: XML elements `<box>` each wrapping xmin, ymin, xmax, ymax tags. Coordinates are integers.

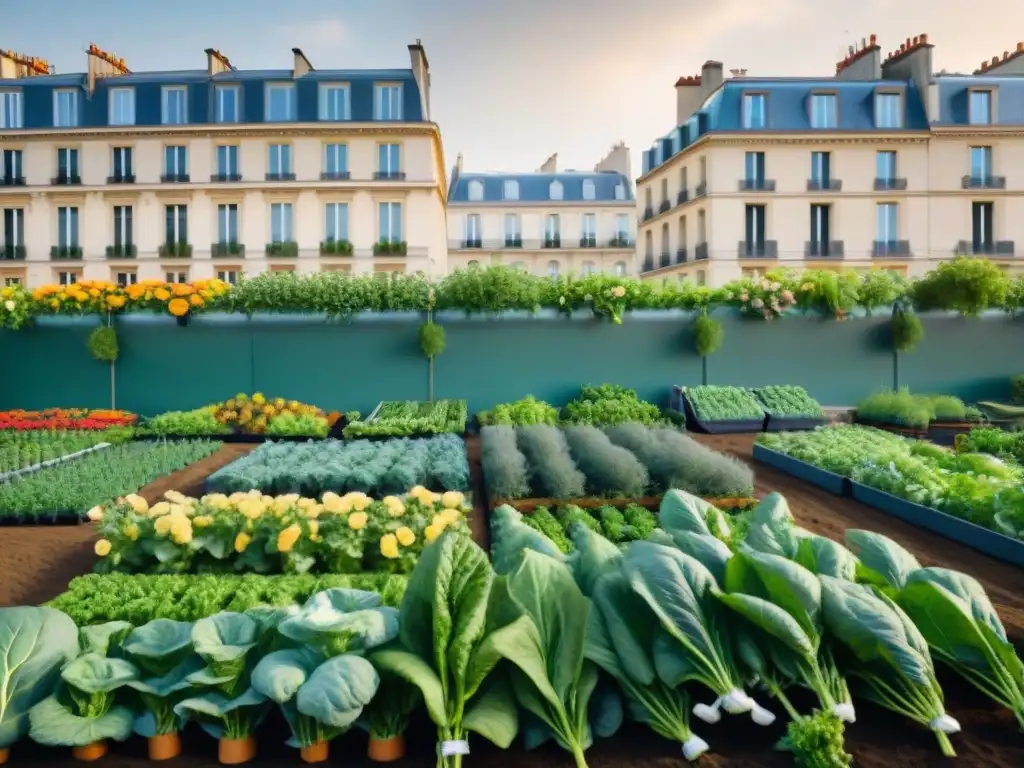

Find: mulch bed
<box><xmin>3</xmin><ymin>435</ymin><xmax>1024</xmax><ymax>767</ymax></box>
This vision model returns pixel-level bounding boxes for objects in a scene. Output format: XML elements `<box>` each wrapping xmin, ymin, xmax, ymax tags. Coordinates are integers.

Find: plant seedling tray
<box><xmin>763</xmin><ymin>415</ymin><xmax>828</xmax><ymax>432</ymax></box>
<box><xmin>752</xmin><ymin>444</ymin><xmax>850</xmax><ymax>496</ymax></box>
<box><xmin>680</xmin><ymin>392</ymin><xmax>766</xmax><ymax>434</ymax></box>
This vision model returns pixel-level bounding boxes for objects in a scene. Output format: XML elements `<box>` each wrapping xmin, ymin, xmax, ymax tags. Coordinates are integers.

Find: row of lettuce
<box><xmin>1</xmin><ymin>257</ymin><xmax>1020</xmax><ymax>327</ymax></box>
<box><xmin>6</xmin><ymin>489</ymin><xmax>1023</xmax><ymax>766</ymax></box>
<box><xmin>757</xmin><ymin>425</ymin><xmax>1024</xmax><ymax>538</ymax></box>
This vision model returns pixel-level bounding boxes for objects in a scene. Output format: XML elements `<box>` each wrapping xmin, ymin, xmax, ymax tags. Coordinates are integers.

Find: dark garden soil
<box><xmin>3</xmin><ymin>435</ymin><xmax>1024</xmax><ymax>766</ymax></box>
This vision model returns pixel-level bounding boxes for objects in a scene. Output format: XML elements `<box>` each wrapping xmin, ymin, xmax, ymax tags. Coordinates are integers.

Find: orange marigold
<box><xmin>167</xmin><ymin>297</ymin><xmax>190</xmax><ymax>317</ymax></box>
<box><xmin>153</xmin><ymin>288</ymin><xmax>171</xmax><ymax>302</ymax></box>
<box><xmin>171</xmin><ymin>283</ymin><xmax>193</xmax><ymax>296</ymax></box>
<box><xmin>106</xmin><ymin>295</ymin><xmax>127</xmax><ymax>309</ymax></box>
<box><xmin>188</xmin><ymin>294</ymin><xmax>205</xmax><ymax>307</ymax></box>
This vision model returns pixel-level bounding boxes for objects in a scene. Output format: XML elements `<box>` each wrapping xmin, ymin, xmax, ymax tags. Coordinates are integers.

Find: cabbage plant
<box><xmin>122</xmin><ymin>619</ymin><xmax>203</xmax><ymax>739</ymax></box>
<box><xmin>0</xmin><ymin>607</ymin><xmax>79</xmax><ymax>758</ymax></box>
<box><xmin>250</xmin><ymin>588</ymin><xmax>398</xmax><ymax>751</ymax></box>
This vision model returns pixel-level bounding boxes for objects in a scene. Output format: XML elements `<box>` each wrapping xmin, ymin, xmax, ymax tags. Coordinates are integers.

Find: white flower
<box><xmin>3</xmin><ymin>300</ymin><xmax>14</xmax><ymax>312</ymax></box>
<box><xmin>751</xmin><ymin>298</ymin><xmax>764</xmax><ymax>309</ymax></box>
<box><xmin>558</xmin><ymin>295</ymin><xmax>565</xmax><ymax>305</ymax></box>
<box><xmin>584</xmin><ymin>294</ymin><xmax>593</xmax><ymax>301</ymax></box>
<box><xmin>770</xmin><ymin>282</ymin><xmax>781</xmax><ymax>291</ymax></box>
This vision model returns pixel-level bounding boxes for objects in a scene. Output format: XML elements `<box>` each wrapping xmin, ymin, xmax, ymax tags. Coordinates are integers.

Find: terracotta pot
<box><xmin>148</xmin><ymin>732</ymin><xmax>182</xmax><ymax>761</ymax></box>
<box><xmin>218</xmin><ymin>736</ymin><xmax>256</xmax><ymax>765</ymax></box>
<box><xmin>0</xmin><ymin>747</ymin><xmax>9</xmax><ymax>765</ymax></box>
<box><xmin>300</xmin><ymin>741</ymin><xmax>329</xmax><ymax>763</ymax></box>
<box><xmin>368</xmin><ymin>736</ymin><xmax>406</xmax><ymax>762</ymax></box>
<box><xmin>72</xmin><ymin>742</ymin><xmax>108</xmax><ymax>761</ymax></box>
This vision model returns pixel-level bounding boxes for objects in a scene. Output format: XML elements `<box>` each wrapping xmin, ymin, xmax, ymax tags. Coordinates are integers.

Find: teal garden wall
<box><xmin>1</xmin><ymin>309</ymin><xmax>1021</xmax><ymax>415</ymax></box>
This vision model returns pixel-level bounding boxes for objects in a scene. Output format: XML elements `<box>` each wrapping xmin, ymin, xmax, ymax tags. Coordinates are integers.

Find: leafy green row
<box><xmin>0</xmin><ymin>429</ymin><xmax>115</xmax><ymax>474</ymax></box>
<box><xmin>205</xmin><ymin>434</ymin><xmax>470</xmax><ymax>496</ymax></box>
<box><xmin>752</xmin><ymin>385</ymin><xmax>824</xmax><ymax>418</ymax></box>
<box><xmin>46</xmin><ymin>572</ymin><xmax>408</xmax><ymax>626</ymax></box>
<box><xmin>518</xmin><ymin>503</ymin><xmax>660</xmax><ymax>553</ymax></box>
<box><xmin>480</xmin><ymin>386</ymin><xmax>665</xmax><ymax>429</ymax></box>
<box><xmin>0</xmin><ymin>440</ymin><xmax>221</xmax><ymax>519</ymax></box>
<box><xmin>343</xmin><ymin>399</ymin><xmax>467</xmax><ymax>438</ymax></box>
<box><xmin>856</xmin><ymin>387</ymin><xmax>983</xmax><ymax>429</ymax></box>
<box><xmin>687</xmin><ymin>385</ymin><xmax>765</xmax><ymax>422</ymax></box>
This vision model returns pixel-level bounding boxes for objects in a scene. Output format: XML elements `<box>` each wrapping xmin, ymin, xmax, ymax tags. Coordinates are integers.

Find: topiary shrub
<box><xmin>891</xmin><ymin>307</ymin><xmax>924</xmax><ymax>353</ymax></box>
<box><xmin>692</xmin><ymin>313</ymin><xmax>724</xmax><ymax>357</ymax></box>
<box><xmin>911</xmin><ymin>256</ymin><xmax>1009</xmax><ymax>317</ymax></box>
<box><xmin>418</xmin><ymin>321</ymin><xmax>446</xmax><ymax>359</ymax></box>
<box><xmin>86</xmin><ymin>326</ymin><xmax>119</xmax><ymax>362</ymax></box>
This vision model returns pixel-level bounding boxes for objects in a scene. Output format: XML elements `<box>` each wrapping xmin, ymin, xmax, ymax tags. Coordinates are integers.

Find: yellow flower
<box><xmin>417</xmin><ymin>489</ymin><xmax>440</xmax><ymax>506</ymax></box>
<box><xmin>154</xmin><ymin>287</ymin><xmax>171</xmax><ymax>301</ymax></box>
<box><xmin>171</xmin><ymin>522</ymin><xmax>193</xmax><ymax>545</ymax></box>
<box><xmin>234</xmin><ymin>532</ymin><xmax>252</xmax><ymax>553</ymax></box>
<box><xmin>149</xmin><ymin>501</ymin><xmax>171</xmax><ymax>518</ymax></box>
<box><xmin>297</xmin><ymin>497</ymin><xmax>317</xmax><ymax>510</ymax></box>
<box><xmin>123</xmin><ymin>494</ymin><xmax>149</xmax><ymax>514</ymax></box>
<box><xmin>86</xmin><ymin>505</ymin><xmax>104</xmax><ymax>522</ymax></box>
<box><xmin>154</xmin><ymin>516</ymin><xmax>174</xmax><ymax>536</ymax></box>
<box><xmin>441</xmin><ymin>491</ymin><xmax>465</xmax><ymax>509</ymax></box>
<box><xmin>383</xmin><ymin>496</ymin><xmax>405</xmax><ymax>517</ymax></box>
<box><xmin>202</xmin><ymin>493</ymin><xmax>231</xmax><ymax>510</ymax></box>
<box><xmin>304</xmin><ymin>503</ymin><xmax>323</xmax><ymax>519</ymax></box>
<box><xmin>322</xmin><ymin>491</ymin><xmax>352</xmax><ymax>514</ymax></box>
<box><xmin>431</xmin><ymin>514</ymin><xmax>451</xmax><ymax>530</ymax></box>
<box><xmin>343</xmin><ymin>492</ymin><xmax>370</xmax><ymax>511</ymax></box>
<box><xmin>193</xmin><ymin>515</ymin><xmax>214</xmax><ymax>528</ymax></box>
<box><xmin>277</xmin><ymin>523</ymin><xmax>302</xmax><ymax>553</ymax></box>
<box><xmin>164</xmin><ymin>490</ymin><xmax>188</xmax><ymax>504</ymax></box>
<box><xmin>408</xmin><ymin>485</ymin><xmax>425</xmax><ymax>497</ymax></box>
<box><xmin>424</xmin><ymin>522</ymin><xmax>444</xmax><ymax>543</ymax></box>
<box><xmin>307</xmin><ymin>519</ymin><xmax>320</xmax><ymax>538</ymax></box>
<box><xmin>94</xmin><ymin>539</ymin><xmax>113</xmax><ymax>557</ymax></box>
<box><xmin>440</xmin><ymin>508</ymin><xmax>462</xmax><ymax>525</ymax></box>
<box><xmin>396</xmin><ymin>526</ymin><xmax>416</xmax><ymax>547</ymax></box>
<box><xmin>347</xmin><ymin>511</ymin><xmax>368</xmax><ymax>531</ymax></box>
<box><xmin>380</xmin><ymin>533</ymin><xmax>400</xmax><ymax>559</ymax></box>
<box><xmin>123</xmin><ymin>523</ymin><xmax>139</xmax><ymax>541</ymax></box>
<box><xmin>237</xmin><ymin>500</ymin><xmax>264</xmax><ymax>520</ymax></box>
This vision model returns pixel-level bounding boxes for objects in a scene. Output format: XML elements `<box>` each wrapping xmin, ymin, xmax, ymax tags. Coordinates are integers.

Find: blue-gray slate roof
<box><xmin>933</xmin><ymin>75</ymin><xmax>1024</xmax><ymax>124</ymax></box>
<box><xmin>642</xmin><ymin>78</ymin><xmax>933</xmax><ymax>175</ymax></box>
<box><xmin>2</xmin><ymin>68</ymin><xmax>425</xmax><ymax>128</ymax></box>
<box><xmin>448</xmin><ymin>171</ymin><xmax>634</xmax><ymax>203</ymax></box>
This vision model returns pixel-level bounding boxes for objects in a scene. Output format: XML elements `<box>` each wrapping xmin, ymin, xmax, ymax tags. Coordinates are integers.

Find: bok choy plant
<box><xmin>847</xmin><ymin>529</ymin><xmax>1024</xmax><ymax>731</ymax></box>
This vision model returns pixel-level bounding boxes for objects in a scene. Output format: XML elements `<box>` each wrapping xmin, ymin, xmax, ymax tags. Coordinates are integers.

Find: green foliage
<box><xmin>752</xmin><ymin>386</ymin><xmax>824</xmax><ymax>418</ymax></box>
<box><xmin>141</xmin><ymin>410</ymin><xmax>232</xmax><ymax>437</ymax></box>
<box><xmin>855</xmin><ymin>388</ymin><xmax>934</xmax><ymax>429</ymax></box>
<box><xmin>514</xmin><ymin>425</ymin><xmax>587</xmax><ymax>499</ymax></box>
<box><xmin>0</xmin><ymin>431</ymin><xmax>115</xmax><ymax>475</ymax></box>
<box><xmin>797</xmin><ymin>269</ymin><xmax>861</xmax><ymax>317</ymax></box>
<box><xmin>891</xmin><ymin>308</ymin><xmax>924</xmax><ymax>353</ymax></box>
<box><xmin>858</xmin><ymin>270</ymin><xmax>909</xmax><ymax>310</ymax></box>
<box><xmin>912</xmin><ymin>256</ymin><xmax>1010</xmax><ymax>317</ymax></box>
<box><xmin>477</xmin><ymin>395</ymin><xmax>559</xmax><ymax>427</ymax></box>
<box><xmin>343</xmin><ymin>400</ymin><xmax>466</xmax><ymax>438</ymax></box>
<box><xmin>86</xmin><ymin>326</ymin><xmax>119</xmax><ymax>362</ymax></box>
<box><xmin>562</xmin><ymin>425</ymin><xmax>650</xmax><ymax>497</ymax></box>
<box><xmin>780</xmin><ymin>710</ymin><xmax>852</xmax><ymax>767</ymax></box>
<box><xmin>562</xmin><ymin>383</ymin><xmax>661</xmax><ymax>426</ymax></box>
<box><xmin>417</xmin><ymin>321</ymin><xmax>446</xmax><ymax>359</ymax></box>
<box><xmin>692</xmin><ymin>314</ymin><xmax>724</xmax><ymax>357</ymax></box>
<box><xmin>687</xmin><ymin>386</ymin><xmax>765</xmax><ymax>422</ymax></box>
<box><xmin>206</xmin><ymin>434</ymin><xmax>470</xmax><ymax>496</ymax></box>
<box><xmin>479</xmin><ymin>426</ymin><xmax>531</xmax><ymax>499</ymax></box>
<box><xmin>1012</xmin><ymin>375</ymin><xmax>1024</xmax><ymax>405</ymax></box>
<box><xmin>46</xmin><ymin>573</ymin><xmax>408</xmax><ymax>626</ymax></box>
<box><xmin>0</xmin><ymin>440</ymin><xmax>220</xmax><ymax>520</ymax></box>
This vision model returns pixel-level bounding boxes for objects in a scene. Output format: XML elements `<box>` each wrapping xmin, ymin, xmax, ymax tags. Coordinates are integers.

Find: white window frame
<box><xmin>549</xmin><ymin>180</ymin><xmax>564</xmax><ymax>200</ymax></box>
<box><xmin>265</xmin><ymin>83</ymin><xmax>296</xmax><ymax>122</ymax></box>
<box><xmin>810</xmin><ymin>93</ymin><xmax>838</xmax><ymax>129</ymax></box>
<box><xmin>2</xmin><ymin>148</ymin><xmax>23</xmax><ymax>181</ymax></box>
<box><xmin>325</xmin><ymin>202</ymin><xmax>349</xmax><ymax>242</ymax></box>
<box><xmin>115</xmin><ymin>270</ymin><xmax>138</xmax><ymax>286</ymax></box>
<box><xmin>217</xmin><ymin>270</ymin><xmax>240</xmax><ymax>285</ymax></box>
<box><xmin>324</xmin><ymin>143</ymin><xmax>348</xmax><ymax>175</ymax></box>
<box><xmin>378</xmin><ymin>143</ymin><xmax>401</xmax><ymax>175</ymax></box>
<box><xmin>112</xmin><ymin>146</ymin><xmax>133</xmax><ymax>178</ymax></box>
<box><xmin>374</xmin><ymin>83</ymin><xmax>403</xmax><ymax>120</ymax></box>
<box><xmin>161</xmin><ymin>86</ymin><xmax>188</xmax><ymax>125</ymax></box>
<box><xmin>503</xmin><ymin>180</ymin><xmax>520</xmax><ymax>200</ymax></box>
<box><xmin>379</xmin><ymin>202</ymin><xmax>402</xmax><ymax>242</ymax></box>
<box><xmin>268</xmin><ymin>144</ymin><xmax>292</xmax><ymax>175</ymax></box>
<box><xmin>165</xmin><ymin>204</ymin><xmax>188</xmax><ymax>243</ymax></box>
<box><xmin>318</xmin><ymin>83</ymin><xmax>351</xmax><ymax>121</ymax></box>
<box><xmin>545</xmin><ymin>214</ymin><xmax>560</xmax><ymax>239</ymax></box>
<box><xmin>108</xmin><ymin>87</ymin><xmax>135</xmax><ymax>126</ymax></box>
<box><xmin>269</xmin><ymin>202</ymin><xmax>293</xmax><ymax>243</ymax></box>
<box><xmin>876</xmin><ymin>203</ymin><xmax>898</xmax><ymax>242</ymax></box>
<box><xmin>615</xmin><ymin>213</ymin><xmax>629</xmax><ymax>239</ymax></box>
<box><xmin>164</xmin><ymin>145</ymin><xmax>188</xmax><ymax>177</ymax></box>
<box><xmin>742</xmin><ymin>93</ymin><xmax>766</xmax><ymax>129</ymax></box>
<box><xmin>166</xmin><ymin>271</ymin><xmax>189</xmax><ymax>284</ymax></box>
<box><xmin>217</xmin><ymin>203</ymin><xmax>238</xmax><ymax>244</ymax></box>
<box><xmin>464</xmin><ymin>214</ymin><xmax>481</xmax><ymax>241</ymax></box>
<box><xmin>468</xmin><ymin>180</ymin><xmax>484</xmax><ymax>201</ymax></box>
<box><xmin>3</xmin><ymin>208</ymin><xmax>24</xmax><ymax>247</ymax></box>
<box><xmin>548</xmin><ymin>260</ymin><xmax>559</xmax><ymax>279</ymax></box>
<box><xmin>113</xmin><ymin>205</ymin><xmax>133</xmax><ymax>245</ymax></box>
<box><xmin>582</xmin><ymin>179</ymin><xmax>596</xmax><ymax>200</ymax></box>
<box><xmin>874</xmin><ymin>92</ymin><xmax>902</xmax><ymax>129</ymax></box>
<box><xmin>581</xmin><ymin>261</ymin><xmax>596</xmax><ymax>276</ymax></box>
<box><xmin>968</xmin><ymin>90</ymin><xmax>993</xmax><ymax>126</ymax></box>
<box><xmin>614</xmin><ymin>261</ymin><xmax>626</xmax><ymax>277</ymax></box>
<box><xmin>614</xmin><ymin>183</ymin><xmax>625</xmax><ymax>201</ymax></box>
<box><xmin>53</xmin><ymin>88</ymin><xmax>79</xmax><ymax>127</ymax></box>
<box><xmin>0</xmin><ymin>90</ymin><xmax>23</xmax><ymax>129</ymax></box>
<box><xmin>970</xmin><ymin>145</ymin><xmax>993</xmax><ymax>181</ymax></box>
<box><xmin>216</xmin><ymin>145</ymin><xmax>238</xmax><ymax>176</ymax></box>
<box><xmin>504</xmin><ymin>213</ymin><xmax>520</xmax><ymax>240</ymax></box>
<box><xmin>215</xmin><ymin>85</ymin><xmax>240</xmax><ymax>123</ymax></box>
<box><xmin>58</xmin><ymin>271</ymin><xmax>78</xmax><ymax>286</ymax></box>
<box><xmin>581</xmin><ymin>213</ymin><xmax>597</xmax><ymax>238</ymax></box>
<box><xmin>57</xmin><ymin>206</ymin><xmax>79</xmax><ymax>247</ymax></box>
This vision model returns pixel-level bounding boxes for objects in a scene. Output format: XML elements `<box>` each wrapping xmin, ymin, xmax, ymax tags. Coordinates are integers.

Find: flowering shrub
<box><xmin>0</xmin><ymin>408</ymin><xmax>137</xmax><ymax>430</ymax></box>
<box><xmin>724</xmin><ymin>272</ymin><xmax>796</xmax><ymax>319</ymax></box>
<box><xmin>0</xmin><ymin>283</ymin><xmax>33</xmax><ymax>329</ymax></box>
<box><xmin>31</xmin><ymin>278</ymin><xmax>230</xmax><ymax>317</ymax></box>
<box><xmin>90</xmin><ymin>486</ymin><xmax>472</xmax><ymax>575</ymax></box>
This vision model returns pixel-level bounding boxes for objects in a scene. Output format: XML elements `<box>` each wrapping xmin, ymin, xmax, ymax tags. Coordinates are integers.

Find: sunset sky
<box><xmin>4</xmin><ymin>0</ymin><xmax>1020</xmax><ymax>179</ymax></box>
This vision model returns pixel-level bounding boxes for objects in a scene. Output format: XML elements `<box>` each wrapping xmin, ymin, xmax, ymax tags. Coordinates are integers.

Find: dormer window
<box><xmin>810</xmin><ymin>93</ymin><xmax>837</xmax><ymax>129</ymax></box>
<box><xmin>875</xmin><ymin>92</ymin><xmax>903</xmax><ymax>129</ymax></box>
<box><xmin>969</xmin><ymin>89</ymin><xmax>993</xmax><ymax>125</ymax></box>
<box><xmin>742</xmin><ymin>93</ymin><xmax>766</xmax><ymax>129</ymax></box>
<box><xmin>614</xmin><ymin>183</ymin><xmax>625</xmax><ymax>200</ymax></box>
<box><xmin>503</xmin><ymin>179</ymin><xmax>519</xmax><ymax>200</ymax></box>
<box><xmin>582</xmin><ymin>179</ymin><xmax>596</xmax><ymax>200</ymax></box>
<box><xmin>467</xmin><ymin>180</ymin><xmax>484</xmax><ymax>201</ymax></box>
<box><xmin>549</xmin><ymin>180</ymin><xmax>563</xmax><ymax>200</ymax></box>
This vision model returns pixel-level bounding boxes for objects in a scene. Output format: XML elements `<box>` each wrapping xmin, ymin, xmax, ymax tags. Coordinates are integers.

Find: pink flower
<box><xmin>781</xmin><ymin>290</ymin><xmax>794</xmax><ymax>302</ymax></box>
<box><xmin>740</xmin><ymin>293</ymin><xmax>749</xmax><ymax>302</ymax></box>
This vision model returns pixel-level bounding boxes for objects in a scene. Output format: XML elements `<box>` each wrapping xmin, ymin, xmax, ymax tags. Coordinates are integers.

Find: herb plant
<box><xmin>562</xmin><ymin>384</ymin><xmax>661</xmax><ymax>426</ymax></box>
<box><xmin>752</xmin><ymin>386</ymin><xmax>824</xmax><ymax>418</ymax></box>
<box><xmin>477</xmin><ymin>396</ymin><xmax>559</xmax><ymax>427</ymax></box>
<box><xmin>687</xmin><ymin>386</ymin><xmax>765</xmax><ymax>422</ymax></box>
<box><xmin>479</xmin><ymin>426</ymin><xmax>531</xmax><ymax>499</ymax></box>
<box><xmin>515</xmin><ymin>425</ymin><xmax>587</xmax><ymax>499</ymax></box>
<box><xmin>344</xmin><ymin>400</ymin><xmax>467</xmax><ymax>438</ymax></box>
<box><xmin>562</xmin><ymin>425</ymin><xmax>650</xmax><ymax>497</ymax></box>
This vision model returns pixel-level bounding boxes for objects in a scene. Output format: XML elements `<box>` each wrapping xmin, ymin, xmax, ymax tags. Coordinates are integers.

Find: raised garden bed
<box><xmin>763</xmin><ymin>415</ymin><xmax>829</xmax><ymax>432</ymax></box>
<box><xmin>752</xmin><ymin>443</ymin><xmax>850</xmax><ymax>495</ymax></box>
<box><xmin>926</xmin><ymin>420</ymin><xmax>985</xmax><ymax>446</ymax></box>
<box><xmin>853</xmin><ymin>417</ymin><xmax>928</xmax><ymax>438</ymax></box>
<box><xmin>0</xmin><ymin>442</ymin><xmax>112</xmax><ymax>484</ymax></box>
<box><xmin>850</xmin><ymin>481</ymin><xmax>1024</xmax><ymax>568</ymax></box>
<box><xmin>679</xmin><ymin>391</ymin><xmax>766</xmax><ymax>434</ymax></box>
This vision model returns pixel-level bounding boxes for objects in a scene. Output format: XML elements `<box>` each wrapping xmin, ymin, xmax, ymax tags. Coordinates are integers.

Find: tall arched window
<box><xmin>467</xmin><ymin>180</ymin><xmax>483</xmax><ymax>201</ymax></box>
<box><xmin>660</xmin><ymin>223</ymin><xmax>670</xmax><ymax>258</ymax></box>
<box><xmin>549</xmin><ymin>180</ymin><xmax>563</xmax><ymax>200</ymax></box>
<box><xmin>644</xmin><ymin>230</ymin><xmax>653</xmax><ymax>257</ymax></box>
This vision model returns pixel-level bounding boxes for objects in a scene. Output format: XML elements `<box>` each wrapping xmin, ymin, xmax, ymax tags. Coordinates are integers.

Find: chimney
<box><xmin>881</xmin><ymin>33</ymin><xmax>933</xmax><ymax>88</ymax></box>
<box><xmin>538</xmin><ymin>153</ymin><xmax>558</xmax><ymax>173</ymax></box>
<box><xmin>835</xmin><ymin>33</ymin><xmax>882</xmax><ymax>79</ymax></box>
<box><xmin>974</xmin><ymin>40</ymin><xmax>1024</xmax><ymax>75</ymax></box>
<box><xmin>205</xmin><ymin>48</ymin><xmax>235</xmax><ymax>76</ymax></box>
<box><xmin>594</xmin><ymin>142</ymin><xmax>632</xmax><ymax>180</ymax></box>
<box><xmin>675</xmin><ymin>74</ymin><xmax>702</xmax><ymax>125</ymax></box>
<box><xmin>0</xmin><ymin>49</ymin><xmax>53</xmax><ymax>79</ymax></box>
<box><xmin>86</xmin><ymin>43</ymin><xmax>129</xmax><ymax>93</ymax></box>
<box><xmin>699</xmin><ymin>60</ymin><xmax>724</xmax><ymax>101</ymax></box>
<box><xmin>455</xmin><ymin>152</ymin><xmax>464</xmax><ymax>178</ymax></box>
<box><xmin>408</xmin><ymin>39</ymin><xmax>431</xmax><ymax>121</ymax></box>
<box><xmin>292</xmin><ymin>48</ymin><xmax>314</xmax><ymax>77</ymax></box>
